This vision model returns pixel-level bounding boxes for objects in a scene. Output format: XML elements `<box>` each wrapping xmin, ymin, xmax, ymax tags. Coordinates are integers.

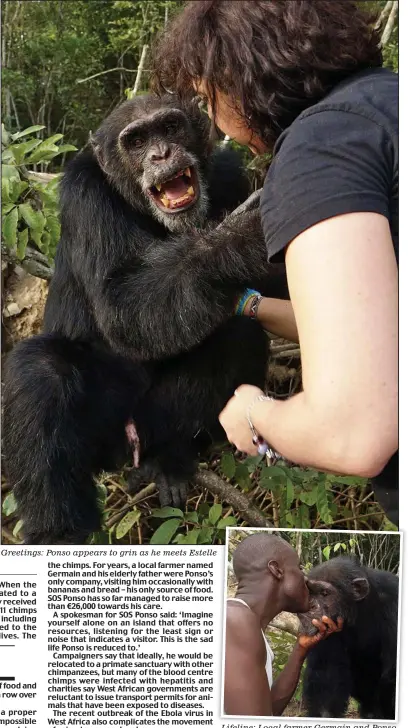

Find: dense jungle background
<box><xmin>1</xmin><ymin>1</ymin><xmax>399</xmax><ymax>545</ymax></box>
<box><xmin>226</xmin><ymin>529</ymin><xmax>400</xmax><ymax>717</ymax></box>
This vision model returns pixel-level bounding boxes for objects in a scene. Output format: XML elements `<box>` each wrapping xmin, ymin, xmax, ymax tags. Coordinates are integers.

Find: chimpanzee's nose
<box><xmin>149</xmin><ymin>144</ymin><xmax>171</xmax><ymax>162</ymax></box>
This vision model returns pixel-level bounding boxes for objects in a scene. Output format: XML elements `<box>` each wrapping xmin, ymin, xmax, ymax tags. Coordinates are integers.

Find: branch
<box><xmin>381</xmin><ymin>1</ymin><xmax>398</xmax><ymax>47</ymax></box>
<box><xmin>376</xmin><ymin>0</ymin><xmax>393</xmax><ymax>29</ymax></box>
<box><xmin>132</xmin><ymin>44</ymin><xmax>149</xmax><ymax>96</ymax></box>
<box><xmin>194</xmin><ymin>470</ymin><xmax>274</xmax><ymax>527</ymax></box>
<box><xmin>270</xmin><ymin>611</ymin><xmax>301</xmax><ymax>637</ymax></box>
<box><xmin>76</xmin><ymin>67</ymin><xmax>143</xmax><ymax>84</ymax></box>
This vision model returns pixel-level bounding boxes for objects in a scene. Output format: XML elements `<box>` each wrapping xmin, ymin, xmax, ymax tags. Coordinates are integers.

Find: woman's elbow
<box><xmin>330</xmin><ymin>425</ymin><xmax>397</xmax><ymax>479</ymax></box>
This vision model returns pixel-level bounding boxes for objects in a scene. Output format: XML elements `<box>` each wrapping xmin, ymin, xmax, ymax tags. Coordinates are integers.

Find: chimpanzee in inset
<box><xmin>298</xmin><ymin>555</ymin><xmax>398</xmax><ymax>719</ymax></box>
<box><xmin>3</xmin><ymin>94</ymin><xmax>287</xmax><ymax>545</ymax></box>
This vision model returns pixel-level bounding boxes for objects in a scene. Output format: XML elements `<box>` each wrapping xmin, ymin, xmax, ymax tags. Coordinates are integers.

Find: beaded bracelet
<box><xmin>235</xmin><ymin>288</ymin><xmax>261</xmax><ymax>316</ymax></box>
<box><xmin>248</xmin><ymin>293</ymin><xmax>263</xmax><ymax>320</ymax></box>
<box><xmin>246</xmin><ymin>394</ymin><xmax>281</xmax><ymax>459</ymax></box>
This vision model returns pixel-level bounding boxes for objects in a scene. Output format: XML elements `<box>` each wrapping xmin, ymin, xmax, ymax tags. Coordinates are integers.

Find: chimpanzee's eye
<box><xmin>322</xmin><ymin>590</ymin><xmax>329</xmax><ymax>597</ymax></box>
<box><xmin>166</xmin><ymin>121</ymin><xmax>179</xmax><ymax>135</ymax></box>
<box><xmin>129</xmin><ymin>136</ymin><xmax>144</xmax><ymax>149</ymax></box>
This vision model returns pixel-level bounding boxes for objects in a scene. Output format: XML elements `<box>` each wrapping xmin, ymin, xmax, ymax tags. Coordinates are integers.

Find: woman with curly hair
<box><xmin>152</xmin><ymin>1</ymin><xmax>398</xmax><ymax>524</ymax></box>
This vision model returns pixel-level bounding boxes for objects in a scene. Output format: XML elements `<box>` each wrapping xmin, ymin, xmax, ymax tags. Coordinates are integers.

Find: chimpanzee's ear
<box><xmin>268</xmin><ymin>560</ymin><xmax>283</xmax><ymax>581</ymax></box>
<box><xmin>89</xmin><ymin>132</ymin><xmax>110</xmax><ymax>175</ymax></box>
<box><xmin>352</xmin><ymin>577</ymin><xmax>370</xmax><ymax>601</ymax></box>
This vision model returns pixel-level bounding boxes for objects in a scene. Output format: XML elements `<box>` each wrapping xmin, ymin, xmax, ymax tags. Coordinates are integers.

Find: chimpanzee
<box><xmin>298</xmin><ymin>555</ymin><xmax>399</xmax><ymax>719</ymax></box>
<box><xmin>3</xmin><ymin>94</ymin><xmax>287</xmax><ymax>545</ymax></box>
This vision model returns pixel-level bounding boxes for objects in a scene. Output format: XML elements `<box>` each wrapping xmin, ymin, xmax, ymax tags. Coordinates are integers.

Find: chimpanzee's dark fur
<box><xmin>299</xmin><ymin>556</ymin><xmax>398</xmax><ymax>719</ymax></box>
<box><xmin>3</xmin><ymin>95</ymin><xmax>287</xmax><ymax>545</ymax></box>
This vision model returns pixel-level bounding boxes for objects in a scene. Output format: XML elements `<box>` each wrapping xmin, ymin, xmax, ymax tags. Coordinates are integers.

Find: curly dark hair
<box><xmin>152</xmin><ymin>0</ymin><xmax>383</xmax><ymax>147</ymax></box>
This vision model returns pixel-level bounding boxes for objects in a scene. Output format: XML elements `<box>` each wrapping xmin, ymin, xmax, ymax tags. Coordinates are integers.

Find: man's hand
<box><xmin>297</xmin><ymin>615</ymin><xmax>344</xmax><ymax>653</ymax></box>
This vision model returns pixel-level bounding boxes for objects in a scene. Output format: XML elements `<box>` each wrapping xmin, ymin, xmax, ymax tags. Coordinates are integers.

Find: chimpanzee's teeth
<box><xmin>185</xmin><ymin>167</ymin><xmax>192</xmax><ymax>178</ymax></box>
<box><xmin>155</xmin><ymin>183</ymin><xmax>162</xmax><ymax>192</ymax></box>
<box><xmin>187</xmin><ymin>186</ymin><xmax>194</xmax><ymax>196</ymax></box>
<box><xmin>161</xmin><ymin>195</ymin><xmax>170</xmax><ymax>208</ymax></box>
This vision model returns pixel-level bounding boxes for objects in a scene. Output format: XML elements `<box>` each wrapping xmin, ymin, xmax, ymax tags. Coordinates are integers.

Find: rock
<box><xmin>2</xmin><ymin>270</ymin><xmax>48</xmax><ymax>350</ymax></box>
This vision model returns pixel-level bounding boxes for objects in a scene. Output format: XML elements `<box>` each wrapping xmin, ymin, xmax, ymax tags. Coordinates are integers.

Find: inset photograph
<box><xmin>223</xmin><ymin>528</ymin><xmax>400</xmax><ymax>719</ymax></box>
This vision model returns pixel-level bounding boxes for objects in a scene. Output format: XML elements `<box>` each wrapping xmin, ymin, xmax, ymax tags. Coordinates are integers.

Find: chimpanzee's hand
<box><xmin>298</xmin><ymin>616</ymin><xmax>344</xmax><ymax>653</ymax></box>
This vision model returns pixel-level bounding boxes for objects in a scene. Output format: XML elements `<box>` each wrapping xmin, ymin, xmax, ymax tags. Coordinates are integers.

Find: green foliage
<box><xmin>149</xmin><ymin>504</ymin><xmax>238</xmax><ymax>545</ymax></box>
<box><xmin>219</xmin><ymin>450</ymin><xmax>369</xmax><ymax>529</ymax></box>
<box><xmin>2</xmin><ymin>491</ymin><xmax>18</xmax><ymax>517</ymax></box>
<box><xmin>1</xmin><ymin>124</ymin><xmax>75</xmax><ymax>261</ymax></box>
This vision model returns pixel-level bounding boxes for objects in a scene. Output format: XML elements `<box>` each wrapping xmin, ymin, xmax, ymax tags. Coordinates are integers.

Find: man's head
<box><xmin>233</xmin><ymin>532</ymin><xmax>310</xmax><ymax>613</ymax></box>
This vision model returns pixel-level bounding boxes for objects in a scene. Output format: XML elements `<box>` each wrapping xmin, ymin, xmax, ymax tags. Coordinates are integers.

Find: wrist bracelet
<box><xmin>248</xmin><ymin>293</ymin><xmax>263</xmax><ymax>320</ymax></box>
<box><xmin>235</xmin><ymin>288</ymin><xmax>261</xmax><ymax>316</ymax></box>
<box><xmin>246</xmin><ymin>394</ymin><xmax>281</xmax><ymax>459</ymax></box>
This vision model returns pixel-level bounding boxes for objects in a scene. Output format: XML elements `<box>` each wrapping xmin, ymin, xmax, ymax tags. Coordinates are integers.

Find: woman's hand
<box><xmin>297</xmin><ymin>616</ymin><xmax>344</xmax><ymax>654</ymax></box>
<box><xmin>219</xmin><ymin>384</ymin><xmax>266</xmax><ymax>455</ymax></box>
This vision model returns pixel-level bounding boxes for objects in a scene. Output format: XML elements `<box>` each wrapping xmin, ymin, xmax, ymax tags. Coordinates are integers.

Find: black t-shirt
<box><xmin>260</xmin><ymin>67</ymin><xmax>399</xmax><ymax>524</ymax></box>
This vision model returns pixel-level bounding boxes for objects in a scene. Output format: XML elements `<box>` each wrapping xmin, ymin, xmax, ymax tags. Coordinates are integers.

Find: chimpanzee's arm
<box><xmin>97</xmin><ymin>210</ymin><xmax>269</xmax><ymax>360</ymax></box>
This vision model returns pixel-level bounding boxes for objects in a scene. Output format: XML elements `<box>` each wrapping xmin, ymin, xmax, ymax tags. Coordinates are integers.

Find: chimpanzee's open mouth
<box><xmin>148</xmin><ymin>166</ymin><xmax>199</xmax><ymax>213</ymax></box>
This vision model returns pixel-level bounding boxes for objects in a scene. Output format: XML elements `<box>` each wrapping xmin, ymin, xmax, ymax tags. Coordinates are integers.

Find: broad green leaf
<box><xmin>57</xmin><ymin>144</ymin><xmax>77</xmax><ymax>153</ymax></box>
<box><xmin>298</xmin><ymin>488</ymin><xmax>318</xmax><ymax>506</ymax></box>
<box><xmin>11</xmin><ymin>125</ymin><xmax>45</xmax><ymax>141</ymax></box>
<box><xmin>298</xmin><ymin>504</ymin><xmax>311</xmax><ymax>529</ymax></box>
<box><xmin>30</xmin><ymin>228</ymin><xmax>43</xmax><ymax>248</ymax></box>
<box><xmin>177</xmin><ymin>529</ymin><xmax>199</xmax><ymax>545</ymax></box>
<box><xmin>43</xmin><ymin>134</ymin><xmax>64</xmax><ymax>145</ymax></box>
<box><xmin>17</xmin><ymin>228</ymin><xmax>29</xmax><ymax>260</ymax></box>
<box><xmin>18</xmin><ymin>203</ymin><xmax>45</xmax><ymax>232</ymax></box>
<box><xmin>44</xmin><ymin>175</ymin><xmax>62</xmax><ymax>191</ymax></box>
<box><xmin>2</xmin><ymin>177</ymin><xmax>10</xmax><ymax>203</ymax></box>
<box><xmin>197</xmin><ymin>526</ymin><xmax>214</xmax><ymax>544</ymax></box>
<box><xmin>9</xmin><ymin>139</ymin><xmax>42</xmax><ymax>164</ymax></box>
<box><xmin>2</xmin><ymin>124</ymin><xmax>10</xmax><ymax>145</ymax></box>
<box><xmin>208</xmin><ymin>503</ymin><xmax>223</xmax><ymax>525</ymax></box>
<box><xmin>316</xmin><ymin>482</ymin><xmax>333</xmax><ymax>524</ymax></box>
<box><xmin>1</xmin><ymin>149</ymin><xmax>14</xmax><ymax>163</ymax></box>
<box><xmin>220</xmin><ymin>452</ymin><xmax>236</xmax><ymax>479</ymax></box>
<box><xmin>1</xmin><ymin>164</ymin><xmax>20</xmax><ymax>181</ymax></box>
<box><xmin>216</xmin><ymin>516</ymin><xmax>237</xmax><ymax>529</ymax></box>
<box><xmin>13</xmin><ymin>520</ymin><xmax>23</xmax><ymax>538</ymax></box>
<box><xmin>184</xmin><ymin>511</ymin><xmax>199</xmax><ymax>524</ymax></box>
<box><xmin>382</xmin><ymin>516</ymin><xmax>398</xmax><ymax>532</ymax></box>
<box><xmin>260</xmin><ymin>465</ymin><xmax>287</xmax><ymax>486</ymax></box>
<box><xmin>37</xmin><ymin>188</ymin><xmax>59</xmax><ymax>209</ymax></box>
<box><xmin>243</xmin><ymin>454</ymin><xmax>264</xmax><ymax>473</ymax></box>
<box><xmin>2</xmin><ymin>491</ymin><xmax>18</xmax><ymax>516</ymax></box>
<box><xmin>286</xmin><ymin>478</ymin><xmax>295</xmax><ymax>509</ymax></box>
<box><xmin>285</xmin><ymin>511</ymin><xmax>294</xmax><ymax>527</ymax></box>
<box><xmin>333</xmin><ymin>542</ymin><xmax>342</xmax><ymax>552</ymax></box>
<box><xmin>151</xmin><ymin>506</ymin><xmax>184</xmax><ymax>519</ymax></box>
<box><xmin>40</xmin><ymin>230</ymin><xmax>51</xmax><ymax>255</ymax></box>
<box><xmin>9</xmin><ymin>179</ymin><xmax>28</xmax><ymax>203</ymax></box>
<box><xmin>198</xmin><ymin>502</ymin><xmax>210</xmax><ymax>517</ymax></box>
<box><xmin>234</xmin><ymin>462</ymin><xmax>251</xmax><ymax>490</ymax></box>
<box><xmin>116</xmin><ymin>509</ymin><xmax>141</xmax><ymax>539</ymax></box>
<box><xmin>2</xmin><ymin>203</ymin><xmax>16</xmax><ymax>216</ymax></box>
<box><xmin>2</xmin><ymin>206</ymin><xmax>18</xmax><ymax>249</ymax></box>
<box><xmin>150</xmin><ymin>518</ymin><xmax>181</xmax><ymax>545</ymax></box>
<box><xmin>322</xmin><ymin>545</ymin><xmax>331</xmax><ymax>560</ymax></box>
<box><xmin>25</xmin><ymin>143</ymin><xmax>59</xmax><ymax>164</ymax></box>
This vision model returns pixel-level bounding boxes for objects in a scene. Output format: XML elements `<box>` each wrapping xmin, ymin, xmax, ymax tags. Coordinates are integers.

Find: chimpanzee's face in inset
<box><xmin>297</xmin><ymin>562</ymin><xmax>370</xmax><ymax>636</ymax></box>
<box><xmin>91</xmin><ymin>96</ymin><xmax>210</xmax><ymax>232</ymax></box>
